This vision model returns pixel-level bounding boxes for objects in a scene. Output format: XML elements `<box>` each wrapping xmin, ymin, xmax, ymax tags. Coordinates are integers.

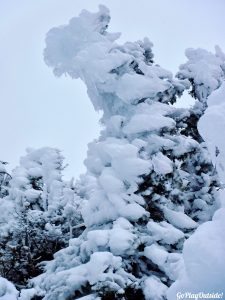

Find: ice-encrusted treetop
<box><xmin>44</xmin><ymin>5</ymin><xmax>188</xmax><ymax>114</ymax></box>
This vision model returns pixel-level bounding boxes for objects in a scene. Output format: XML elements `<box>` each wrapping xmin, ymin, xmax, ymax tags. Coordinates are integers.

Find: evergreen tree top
<box><xmin>44</xmin><ymin>5</ymin><xmax>189</xmax><ymax>115</ymax></box>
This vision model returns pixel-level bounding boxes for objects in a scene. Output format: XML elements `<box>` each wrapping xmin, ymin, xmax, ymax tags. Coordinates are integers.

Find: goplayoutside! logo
<box><xmin>177</xmin><ymin>292</ymin><xmax>224</xmax><ymax>300</ymax></box>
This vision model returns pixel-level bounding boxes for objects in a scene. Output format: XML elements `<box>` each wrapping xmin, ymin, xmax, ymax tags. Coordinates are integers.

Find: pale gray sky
<box><xmin>1</xmin><ymin>0</ymin><xmax>225</xmax><ymax>179</ymax></box>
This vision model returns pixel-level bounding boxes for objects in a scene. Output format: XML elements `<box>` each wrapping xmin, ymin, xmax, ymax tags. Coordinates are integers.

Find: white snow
<box><xmin>77</xmin><ymin>296</ymin><xmax>100</xmax><ymax>300</ymax></box>
<box><xmin>87</xmin><ymin>252</ymin><xmax>121</xmax><ymax>285</ymax></box>
<box><xmin>30</xmin><ymin>251</ymin><xmax>130</xmax><ymax>299</ymax></box>
<box><xmin>19</xmin><ymin>288</ymin><xmax>39</xmax><ymax>300</ymax></box>
<box><xmin>112</xmin><ymin>157</ymin><xmax>152</xmax><ymax>181</ymax></box>
<box><xmin>178</xmin><ymin>47</ymin><xmax>225</xmax><ymax>100</ymax></box>
<box><xmin>152</xmin><ymin>152</ymin><xmax>173</xmax><ymax>175</ymax></box>
<box><xmin>168</xmin><ymin>77</ymin><xmax>225</xmax><ymax>298</ymax></box>
<box><xmin>144</xmin><ymin>244</ymin><xmax>168</xmax><ymax>268</ymax></box>
<box><xmin>143</xmin><ymin>276</ymin><xmax>167</xmax><ymax>300</ymax></box>
<box><xmin>0</xmin><ymin>198</ymin><xmax>15</xmax><ymax>238</ymax></box>
<box><xmin>0</xmin><ymin>163</ymin><xmax>6</xmax><ymax>173</ymax></box>
<box><xmin>147</xmin><ymin>221</ymin><xmax>184</xmax><ymax>244</ymax></box>
<box><xmin>123</xmin><ymin>114</ymin><xmax>175</xmax><ymax>135</ymax></box>
<box><xmin>163</xmin><ymin>207</ymin><xmax>198</xmax><ymax>230</ymax></box>
<box><xmin>0</xmin><ymin>277</ymin><xmax>18</xmax><ymax>300</ymax></box>
<box><xmin>86</xmin><ymin>230</ymin><xmax>109</xmax><ymax>252</ymax></box>
<box><xmin>81</xmin><ymin>217</ymin><xmax>137</xmax><ymax>257</ymax></box>
<box><xmin>167</xmin><ymin>208</ymin><xmax>225</xmax><ymax>298</ymax></box>
<box><xmin>23</xmin><ymin>4</ymin><xmax>225</xmax><ymax>300</ymax></box>
<box><xmin>198</xmin><ymin>82</ymin><xmax>225</xmax><ymax>186</ymax></box>
<box><xmin>109</xmin><ymin>225</ymin><xmax>136</xmax><ymax>256</ymax></box>
<box><xmin>99</xmin><ymin>168</ymin><xmax>125</xmax><ymax>194</ymax></box>
<box><xmin>116</xmin><ymin>73</ymin><xmax>168</xmax><ymax>103</ymax></box>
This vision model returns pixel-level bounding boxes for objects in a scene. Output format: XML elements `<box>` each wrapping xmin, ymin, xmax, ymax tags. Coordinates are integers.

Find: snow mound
<box><xmin>0</xmin><ymin>277</ymin><xmax>18</xmax><ymax>300</ymax></box>
<box><xmin>167</xmin><ymin>208</ymin><xmax>225</xmax><ymax>298</ymax></box>
<box><xmin>198</xmin><ymin>82</ymin><xmax>225</xmax><ymax>186</ymax></box>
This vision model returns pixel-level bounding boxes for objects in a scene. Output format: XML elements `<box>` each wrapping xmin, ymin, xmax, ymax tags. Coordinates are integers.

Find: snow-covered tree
<box><xmin>0</xmin><ymin>147</ymin><xmax>82</xmax><ymax>286</ymax></box>
<box><xmin>0</xmin><ymin>161</ymin><xmax>11</xmax><ymax>198</ymax></box>
<box><xmin>168</xmin><ymin>82</ymin><xmax>225</xmax><ymax>298</ymax></box>
<box><xmin>176</xmin><ymin>46</ymin><xmax>225</xmax><ymax>141</ymax></box>
<box><xmin>18</xmin><ymin>6</ymin><xmax>223</xmax><ymax>300</ymax></box>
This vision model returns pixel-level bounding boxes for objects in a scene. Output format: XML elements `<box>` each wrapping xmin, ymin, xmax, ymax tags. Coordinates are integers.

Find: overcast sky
<box><xmin>1</xmin><ymin>0</ymin><xmax>225</xmax><ymax>179</ymax></box>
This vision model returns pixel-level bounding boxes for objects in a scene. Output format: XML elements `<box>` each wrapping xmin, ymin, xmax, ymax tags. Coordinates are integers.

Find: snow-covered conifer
<box><xmin>168</xmin><ymin>83</ymin><xmax>225</xmax><ymax>297</ymax></box>
<box><xmin>21</xmin><ymin>6</ymin><xmax>220</xmax><ymax>300</ymax></box>
<box><xmin>178</xmin><ymin>46</ymin><xmax>225</xmax><ymax>106</ymax></box>
<box><xmin>0</xmin><ymin>147</ymin><xmax>82</xmax><ymax>286</ymax></box>
<box><xmin>176</xmin><ymin>46</ymin><xmax>225</xmax><ymax>141</ymax></box>
<box><xmin>0</xmin><ymin>161</ymin><xmax>11</xmax><ymax>198</ymax></box>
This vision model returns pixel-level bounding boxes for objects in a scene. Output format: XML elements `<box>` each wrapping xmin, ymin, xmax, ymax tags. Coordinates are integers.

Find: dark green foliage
<box><xmin>100</xmin><ymin>286</ymin><xmax>145</xmax><ymax>300</ymax></box>
<box><xmin>0</xmin><ymin>215</ymin><xmax>65</xmax><ymax>286</ymax></box>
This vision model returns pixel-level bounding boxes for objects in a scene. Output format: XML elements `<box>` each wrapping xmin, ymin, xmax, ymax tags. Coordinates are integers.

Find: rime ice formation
<box><xmin>17</xmin><ymin>6</ymin><xmax>223</xmax><ymax>300</ymax></box>
<box><xmin>0</xmin><ymin>5</ymin><xmax>222</xmax><ymax>300</ymax></box>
